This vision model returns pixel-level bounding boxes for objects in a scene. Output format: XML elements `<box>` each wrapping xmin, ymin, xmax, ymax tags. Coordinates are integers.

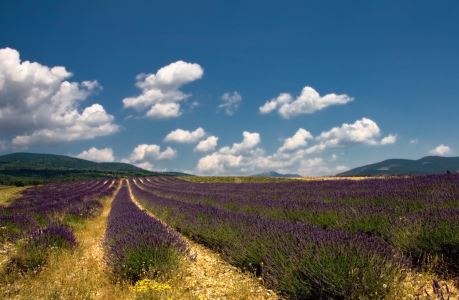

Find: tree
<box><xmin>14</xmin><ymin>180</ymin><xmax>25</xmax><ymax>187</ymax></box>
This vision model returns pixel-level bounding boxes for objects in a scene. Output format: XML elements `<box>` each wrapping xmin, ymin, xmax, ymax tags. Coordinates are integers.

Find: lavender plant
<box><xmin>1</xmin><ymin>178</ymin><xmax>118</xmax><ymax>282</ymax></box>
<box><xmin>4</xmin><ymin>223</ymin><xmax>78</xmax><ymax>276</ymax></box>
<box><xmin>130</xmin><ymin>178</ymin><xmax>410</xmax><ymax>299</ymax></box>
<box><xmin>0</xmin><ymin>178</ymin><xmax>117</xmax><ymax>242</ymax></box>
<box><xmin>103</xmin><ymin>181</ymin><xmax>189</xmax><ymax>282</ymax></box>
<box><xmin>138</xmin><ymin>175</ymin><xmax>459</xmax><ymax>275</ymax></box>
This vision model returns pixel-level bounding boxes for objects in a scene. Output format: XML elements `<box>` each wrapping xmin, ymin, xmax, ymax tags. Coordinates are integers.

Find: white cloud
<box><xmin>196</xmin><ymin>131</ymin><xmax>261</xmax><ymax>173</ymax></box>
<box><xmin>0</xmin><ymin>47</ymin><xmax>119</xmax><ymax>147</ymax></box>
<box><xmin>122</xmin><ymin>61</ymin><xmax>203</xmax><ymax>119</ymax></box>
<box><xmin>196</xmin><ymin>148</ymin><xmax>332</xmax><ymax>176</ymax></box>
<box><xmin>194</xmin><ymin>136</ymin><xmax>218</xmax><ymax>152</ymax></box>
<box><xmin>219</xmin><ymin>131</ymin><xmax>260</xmax><ymax>155</ymax></box>
<box><xmin>197</xmin><ymin>153</ymin><xmax>243</xmax><ymax>173</ymax></box>
<box><xmin>146</xmin><ymin>103</ymin><xmax>181</xmax><ymax>119</ymax></box>
<box><xmin>380</xmin><ymin>134</ymin><xmax>397</xmax><ymax>145</ymax></box>
<box><xmin>305</xmin><ymin>118</ymin><xmax>382</xmax><ymax>153</ymax></box>
<box><xmin>0</xmin><ymin>140</ymin><xmax>7</xmax><ymax>151</ymax></box>
<box><xmin>279</xmin><ymin>128</ymin><xmax>313</xmax><ymax>152</ymax></box>
<box><xmin>297</xmin><ymin>158</ymin><xmax>331</xmax><ymax>176</ymax></box>
<box><xmin>259</xmin><ymin>93</ymin><xmax>292</xmax><ymax>114</ymax></box>
<box><xmin>196</xmin><ymin>120</ymin><xmax>397</xmax><ymax>175</ymax></box>
<box><xmin>133</xmin><ymin>161</ymin><xmax>154</xmax><ymax>171</ymax></box>
<box><xmin>218</xmin><ymin>92</ymin><xmax>241</xmax><ymax>115</ymax></box>
<box><xmin>259</xmin><ymin>86</ymin><xmax>354</xmax><ymax>118</ymax></box>
<box><xmin>335</xmin><ymin>165</ymin><xmax>348</xmax><ymax>172</ymax></box>
<box><xmin>196</xmin><ymin>131</ymin><xmax>317</xmax><ymax>175</ymax></box>
<box><xmin>409</xmin><ymin>139</ymin><xmax>419</xmax><ymax>145</ymax></box>
<box><xmin>164</xmin><ymin>127</ymin><xmax>206</xmax><ymax>143</ymax></box>
<box><xmin>428</xmin><ymin>144</ymin><xmax>453</xmax><ymax>156</ymax></box>
<box><xmin>76</xmin><ymin>147</ymin><xmax>115</xmax><ymax>162</ymax></box>
<box><xmin>125</xmin><ymin>144</ymin><xmax>177</xmax><ymax>162</ymax></box>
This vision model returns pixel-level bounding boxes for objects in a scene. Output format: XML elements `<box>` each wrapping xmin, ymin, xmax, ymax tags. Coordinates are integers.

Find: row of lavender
<box><xmin>138</xmin><ymin>175</ymin><xmax>459</xmax><ymax>270</ymax></box>
<box><xmin>103</xmin><ymin>181</ymin><xmax>189</xmax><ymax>282</ymax></box>
<box><xmin>0</xmin><ymin>179</ymin><xmax>118</xmax><ymax>242</ymax></box>
<box><xmin>143</xmin><ymin>175</ymin><xmax>459</xmax><ymax>214</ymax></box>
<box><xmin>1</xmin><ymin>179</ymin><xmax>119</xmax><ymax>279</ymax></box>
<box><xmin>129</xmin><ymin>178</ymin><xmax>410</xmax><ymax>299</ymax></box>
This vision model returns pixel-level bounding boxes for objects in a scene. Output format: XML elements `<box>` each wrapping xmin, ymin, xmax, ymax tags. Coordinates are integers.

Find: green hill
<box><xmin>336</xmin><ymin>156</ymin><xmax>459</xmax><ymax>176</ymax></box>
<box><xmin>0</xmin><ymin>152</ymin><xmax>191</xmax><ymax>186</ymax></box>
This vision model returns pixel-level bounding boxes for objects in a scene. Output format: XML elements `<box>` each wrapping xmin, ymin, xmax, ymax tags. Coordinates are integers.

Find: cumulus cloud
<box><xmin>305</xmin><ymin>118</ymin><xmax>387</xmax><ymax>154</ymax></box>
<box><xmin>197</xmin><ymin>131</ymin><xmax>262</xmax><ymax>173</ymax></box>
<box><xmin>146</xmin><ymin>103</ymin><xmax>181</xmax><ymax>119</ymax></box>
<box><xmin>218</xmin><ymin>92</ymin><xmax>241</xmax><ymax>115</ymax></box>
<box><xmin>219</xmin><ymin>131</ymin><xmax>260</xmax><ymax>155</ymax></box>
<box><xmin>194</xmin><ymin>136</ymin><xmax>218</xmax><ymax>152</ymax></box>
<box><xmin>196</xmin><ymin>120</ymin><xmax>397</xmax><ymax>175</ymax></box>
<box><xmin>122</xmin><ymin>61</ymin><xmax>203</xmax><ymax>119</ymax></box>
<box><xmin>75</xmin><ymin>147</ymin><xmax>115</xmax><ymax>162</ymax></box>
<box><xmin>297</xmin><ymin>158</ymin><xmax>331</xmax><ymax>175</ymax></box>
<box><xmin>196</xmin><ymin>131</ymin><xmax>317</xmax><ymax>175</ymax></box>
<box><xmin>279</xmin><ymin>128</ymin><xmax>313</xmax><ymax>152</ymax></box>
<box><xmin>125</xmin><ymin>144</ymin><xmax>177</xmax><ymax>162</ymax></box>
<box><xmin>428</xmin><ymin>144</ymin><xmax>453</xmax><ymax>156</ymax></box>
<box><xmin>409</xmin><ymin>139</ymin><xmax>419</xmax><ymax>145</ymax></box>
<box><xmin>196</xmin><ymin>148</ymin><xmax>326</xmax><ymax>176</ymax></box>
<box><xmin>197</xmin><ymin>153</ymin><xmax>244</xmax><ymax>174</ymax></box>
<box><xmin>380</xmin><ymin>134</ymin><xmax>397</xmax><ymax>145</ymax></box>
<box><xmin>259</xmin><ymin>86</ymin><xmax>354</xmax><ymax>118</ymax></box>
<box><xmin>164</xmin><ymin>127</ymin><xmax>206</xmax><ymax>143</ymax></box>
<box><xmin>335</xmin><ymin>165</ymin><xmax>348</xmax><ymax>172</ymax></box>
<box><xmin>0</xmin><ymin>140</ymin><xmax>7</xmax><ymax>151</ymax></box>
<box><xmin>0</xmin><ymin>47</ymin><xmax>119</xmax><ymax>147</ymax></box>
<box><xmin>133</xmin><ymin>161</ymin><xmax>154</xmax><ymax>171</ymax></box>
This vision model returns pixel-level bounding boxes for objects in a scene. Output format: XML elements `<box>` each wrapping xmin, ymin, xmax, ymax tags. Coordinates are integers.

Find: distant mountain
<box><xmin>336</xmin><ymin>156</ymin><xmax>459</xmax><ymax>176</ymax></box>
<box><xmin>0</xmin><ymin>152</ymin><xmax>191</xmax><ymax>185</ymax></box>
<box><xmin>251</xmin><ymin>171</ymin><xmax>301</xmax><ymax>178</ymax></box>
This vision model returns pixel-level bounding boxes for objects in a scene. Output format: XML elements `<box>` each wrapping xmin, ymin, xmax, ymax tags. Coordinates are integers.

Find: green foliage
<box><xmin>14</xmin><ymin>180</ymin><xmax>25</xmax><ymax>187</ymax></box>
<box><xmin>1</xmin><ymin>225</ymin><xmax>78</xmax><ymax>282</ymax></box>
<box><xmin>63</xmin><ymin>214</ymin><xmax>86</xmax><ymax>230</ymax></box>
<box><xmin>120</xmin><ymin>246</ymin><xmax>182</xmax><ymax>282</ymax></box>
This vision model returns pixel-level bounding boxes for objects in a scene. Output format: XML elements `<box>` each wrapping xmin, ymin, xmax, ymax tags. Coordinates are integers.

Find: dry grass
<box><xmin>128</xmin><ymin>251</ymin><xmax>281</xmax><ymax>300</ymax></box>
<box><xmin>0</xmin><ymin>187</ymin><xmax>28</xmax><ymax>206</ymax></box>
<box><xmin>393</xmin><ymin>270</ymin><xmax>459</xmax><ymax>299</ymax></box>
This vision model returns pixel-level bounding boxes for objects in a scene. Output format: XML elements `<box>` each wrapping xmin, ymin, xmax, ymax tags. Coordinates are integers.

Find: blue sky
<box><xmin>0</xmin><ymin>0</ymin><xmax>458</xmax><ymax>175</ymax></box>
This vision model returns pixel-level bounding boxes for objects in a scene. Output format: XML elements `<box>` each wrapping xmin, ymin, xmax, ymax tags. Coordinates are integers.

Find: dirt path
<box><xmin>127</xmin><ymin>179</ymin><xmax>282</xmax><ymax>300</ymax></box>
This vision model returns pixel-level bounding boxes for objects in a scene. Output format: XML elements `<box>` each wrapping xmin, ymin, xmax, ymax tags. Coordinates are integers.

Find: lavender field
<box><xmin>1</xmin><ymin>175</ymin><xmax>458</xmax><ymax>299</ymax></box>
<box><xmin>128</xmin><ymin>175</ymin><xmax>459</xmax><ymax>299</ymax></box>
<box><xmin>0</xmin><ymin>179</ymin><xmax>119</xmax><ymax>283</ymax></box>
